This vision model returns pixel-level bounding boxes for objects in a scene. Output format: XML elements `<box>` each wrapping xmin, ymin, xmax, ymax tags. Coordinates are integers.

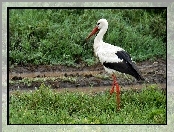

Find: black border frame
<box><xmin>7</xmin><ymin>6</ymin><xmax>167</xmax><ymax>125</ymax></box>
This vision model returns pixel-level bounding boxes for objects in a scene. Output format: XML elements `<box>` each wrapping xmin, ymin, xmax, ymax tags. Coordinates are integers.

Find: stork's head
<box><xmin>86</xmin><ymin>19</ymin><xmax>108</xmax><ymax>40</ymax></box>
<box><xmin>96</xmin><ymin>19</ymin><xmax>108</xmax><ymax>30</ymax></box>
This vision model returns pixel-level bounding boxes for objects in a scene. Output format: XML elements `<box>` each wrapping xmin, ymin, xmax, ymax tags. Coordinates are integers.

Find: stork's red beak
<box><xmin>86</xmin><ymin>26</ymin><xmax>99</xmax><ymax>40</ymax></box>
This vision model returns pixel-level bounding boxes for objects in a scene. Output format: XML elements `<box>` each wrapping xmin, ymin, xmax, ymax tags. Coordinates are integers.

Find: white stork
<box><xmin>86</xmin><ymin>19</ymin><xmax>144</xmax><ymax>110</ymax></box>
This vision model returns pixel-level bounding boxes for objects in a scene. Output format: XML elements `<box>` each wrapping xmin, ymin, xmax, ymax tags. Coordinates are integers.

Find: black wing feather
<box><xmin>103</xmin><ymin>50</ymin><xmax>144</xmax><ymax>81</ymax></box>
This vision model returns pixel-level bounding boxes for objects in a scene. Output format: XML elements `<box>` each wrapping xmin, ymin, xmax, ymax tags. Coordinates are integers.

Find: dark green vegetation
<box><xmin>9</xmin><ymin>83</ymin><xmax>166</xmax><ymax>124</ymax></box>
<box><xmin>9</xmin><ymin>9</ymin><xmax>166</xmax><ymax>66</ymax></box>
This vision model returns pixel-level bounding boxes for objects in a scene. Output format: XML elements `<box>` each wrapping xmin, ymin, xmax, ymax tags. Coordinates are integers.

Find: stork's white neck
<box><xmin>93</xmin><ymin>27</ymin><xmax>107</xmax><ymax>57</ymax></box>
<box><xmin>94</xmin><ymin>27</ymin><xmax>107</xmax><ymax>44</ymax></box>
<box><xmin>93</xmin><ymin>27</ymin><xmax>108</xmax><ymax>55</ymax></box>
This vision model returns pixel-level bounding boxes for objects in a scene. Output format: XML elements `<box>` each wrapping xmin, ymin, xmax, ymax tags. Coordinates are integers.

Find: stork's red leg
<box><xmin>109</xmin><ymin>76</ymin><xmax>115</xmax><ymax>95</ymax></box>
<box><xmin>112</xmin><ymin>74</ymin><xmax>121</xmax><ymax>110</ymax></box>
<box><xmin>108</xmin><ymin>74</ymin><xmax>116</xmax><ymax>100</ymax></box>
<box><xmin>108</xmin><ymin>74</ymin><xmax>121</xmax><ymax>110</ymax></box>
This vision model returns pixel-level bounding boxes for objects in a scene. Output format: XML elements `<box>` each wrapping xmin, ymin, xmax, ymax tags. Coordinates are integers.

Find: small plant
<box><xmin>93</xmin><ymin>74</ymin><xmax>110</xmax><ymax>79</ymax></box>
<box><xmin>60</xmin><ymin>76</ymin><xmax>77</xmax><ymax>83</ymax></box>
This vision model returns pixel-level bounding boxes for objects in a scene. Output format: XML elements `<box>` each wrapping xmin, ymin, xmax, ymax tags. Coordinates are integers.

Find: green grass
<box><xmin>9</xmin><ymin>83</ymin><xmax>166</xmax><ymax>124</ymax></box>
<box><xmin>9</xmin><ymin>9</ymin><xmax>166</xmax><ymax>66</ymax></box>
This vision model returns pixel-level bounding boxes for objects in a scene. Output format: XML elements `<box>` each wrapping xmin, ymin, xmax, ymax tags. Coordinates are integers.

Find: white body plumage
<box><xmin>94</xmin><ymin>42</ymin><xmax>125</xmax><ymax>74</ymax></box>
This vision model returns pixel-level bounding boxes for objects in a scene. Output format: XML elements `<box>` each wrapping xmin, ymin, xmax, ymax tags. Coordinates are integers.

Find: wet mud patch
<box><xmin>9</xmin><ymin>59</ymin><xmax>166</xmax><ymax>92</ymax></box>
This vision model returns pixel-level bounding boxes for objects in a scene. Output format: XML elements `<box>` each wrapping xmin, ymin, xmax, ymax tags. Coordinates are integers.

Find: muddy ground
<box><xmin>9</xmin><ymin>58</ymin><xmax>166</xmax><ymax>93</ymax></box>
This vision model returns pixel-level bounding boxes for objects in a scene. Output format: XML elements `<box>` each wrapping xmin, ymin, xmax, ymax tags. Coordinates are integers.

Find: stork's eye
<box><xmin>97</xmin><ymin>23</ymin><xmax>100</xmax><ymax>25</ymax></box>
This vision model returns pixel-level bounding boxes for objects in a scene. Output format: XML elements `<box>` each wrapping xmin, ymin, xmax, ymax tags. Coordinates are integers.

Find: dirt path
<box><xmin>9</xmin><ymin>58</ymin><xmax>166</xmax><ymax>93</ymax></box>
<box><xmin>9</xmin><ymin>83</ymin><xmax>166</xmax><ymax>96</ymax></box>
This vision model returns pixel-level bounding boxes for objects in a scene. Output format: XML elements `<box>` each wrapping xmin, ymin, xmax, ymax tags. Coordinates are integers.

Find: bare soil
<box><xmin>9</xmin><ymin>58</ymin><xmax>166</xmax><ymax>93</ymax></box>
